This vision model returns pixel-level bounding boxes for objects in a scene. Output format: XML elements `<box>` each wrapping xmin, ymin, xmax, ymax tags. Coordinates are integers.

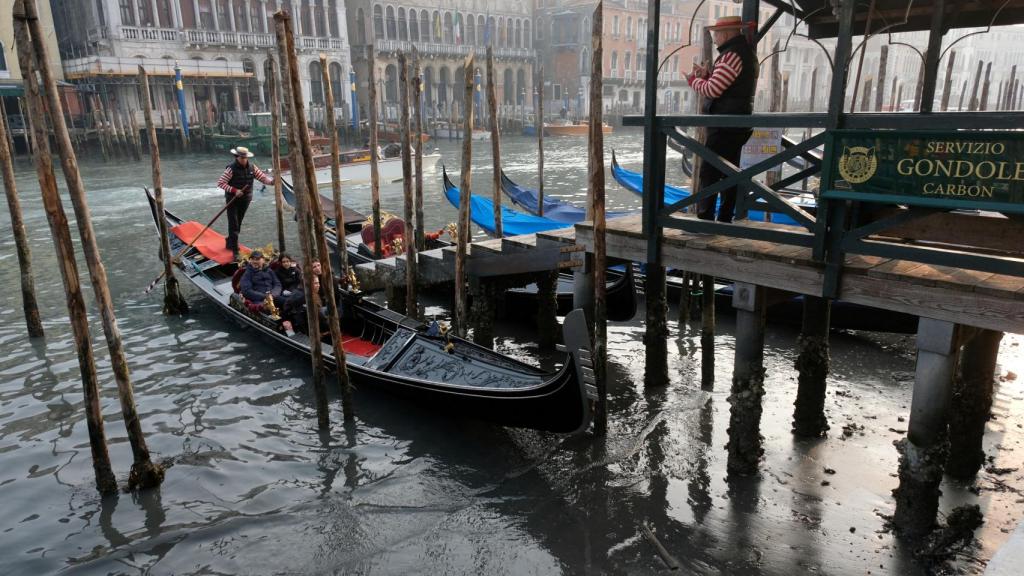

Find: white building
<box><xmin>50</xmin><ymin>1</ymin><xmax>352</xmax><ymax>125</ymax></box>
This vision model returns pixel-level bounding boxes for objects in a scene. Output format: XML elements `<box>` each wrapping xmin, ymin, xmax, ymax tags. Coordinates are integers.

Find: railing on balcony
<box><xmin>373</xmin><ymin>39</ymin><xmax>534</xmax><ymax>60</ymax></box>
<box><xmin>63</xmin><ymin>55</ymin><xmax>249</xmax><ymax>79</ymax></box>
<box><xmin>120</xmin><ymin>26</ymin><xmax>181</xmax><ymax>42</ymax></box>
<box><xmin>624</xmin><ymin>111</ymin><xmax>1024</xmax><ymax>296</ymax></box>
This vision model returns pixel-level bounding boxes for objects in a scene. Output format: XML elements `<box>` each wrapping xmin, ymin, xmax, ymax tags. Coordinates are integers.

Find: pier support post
<box><xmin>469</xmin><ymin>278</ymin><xmax>494</xmax><ymax>348</ymax></box>
<box><xmin>792</xmin><ymin>296</ymin><xmax>831</xmax><ymax>437</ymax></box>
<box><xmin>946</xmin><ymin>329</ymin><xmax>1003</xmax><ymax>479</ymax></box>
<box><xmin>893</xmin><ymin>318</ymin><xmax>960</xmax><ymax>537</ymax></box>
<box><xmin>727</xmin><ymin>282</ymin><xmax>766</xmax><ymax>476</ymax></box>
<box><xmin>573</xmin><ymin>255</ymin><xmax>595</xmax><ymax>321</ymax></box>
<box><xmin>536</xmin><ymin>270</ymin><xmax>559</xmax><ymax>350</ymax></box>
<box><xmin>644</xmin><ymin>264</ymin><xmax>669</xmax><ymax>387</ymax></box>
<box><xmin>700</xmin><ymin>274</ymin><xmax>715</xmax><ymax>390</ymax></box>
<box><xmin>387</xmin><ymin>283</ymin><xmax>407</xmax><ymax>315</ymax></box>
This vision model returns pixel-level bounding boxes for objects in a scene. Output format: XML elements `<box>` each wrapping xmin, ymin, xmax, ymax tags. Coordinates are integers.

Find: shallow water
<box><xmin>1</xmin><ymin>130</ymin><xmax>1022</xmax><ymax>575</ymax></box>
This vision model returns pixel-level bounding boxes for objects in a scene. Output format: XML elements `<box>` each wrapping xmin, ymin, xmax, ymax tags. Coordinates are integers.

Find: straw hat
<box><xmin>230</xmin><ymin>146</ymin><xmax>254</xmax><ymax>158</ymax></box>
<box><xmin>708</xmin><ymin>15</ymin><xmax>746</xmax><ymax>30</ymax></box>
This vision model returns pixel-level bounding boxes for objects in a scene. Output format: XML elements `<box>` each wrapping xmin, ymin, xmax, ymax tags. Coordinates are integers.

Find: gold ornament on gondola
<box><xmin>391</xmin><ymin>236</ymin><xmax>404</xmax><ymax>255</ymax></box>
<box><xmin>345</xmin><ymin>266</ymin><xmax>361</xmax><ymax>293</ymax></box>
<box><xmin>263</xmin><ymin>293</ymin><xmax>280</xmax><ymax>320</ymax></box>
<box><xmin>445</xmin><ymin>222</ymin><xmax>458</xmax><ymax>242</ymax></box>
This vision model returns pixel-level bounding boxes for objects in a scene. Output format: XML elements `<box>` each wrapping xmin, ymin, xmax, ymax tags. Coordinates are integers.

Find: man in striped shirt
<box><xmin>217</xmin><ymin>146</ymin><xmax>274</xmax><ymax>259</ymax></box>
<box><xmin>686</xmin><ymin>16</ymin><xmax>758</xmax><ymax>223</ymax></box>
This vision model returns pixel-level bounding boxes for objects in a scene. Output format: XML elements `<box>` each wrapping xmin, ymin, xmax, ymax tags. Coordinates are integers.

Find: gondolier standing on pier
<box><xmin>686</xmin><ymin>15</ymin><xmax>757</xmax><ymax>223</ymax></box>
<box><xmin>217</xmin><ymin>146</ymin><xmax>274</xmax><ymax>259</ymax></box>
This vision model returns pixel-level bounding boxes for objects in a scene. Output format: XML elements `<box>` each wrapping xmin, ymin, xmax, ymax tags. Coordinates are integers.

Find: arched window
<box><xmin>398</xmin><ymin>8</ymin><xmax>407</xmax><ymax>41</ymax></box>
<box><xmin>438</xmin><ymin>66</ymin><xmax>450</xmax><ymax>108</ymax></box>
<box><xmin>503</xmin><ymin>68</ymin><xmax>514</xmax><ymax>104</ymax></box>
<box><xmin>466</xmin><ymin>15</ymin><xmax>475</xmax><ymax>48</ymax></box>
<box><xmin>506</xmin><ymin>18</ymin><xmax>513</xmax><ymax>48</ymax></box>
<box><xmin>626</xmin><ymin>16</ymin><xmax>632</xmax><ymax>39</ymax></box>
<box><xmin>309</xmin><ymin>60</ymin><xmax>324</xmax><ymax>104</ymax></box>
<box><xmin>514</xmin><ymin>19</ymin><xmax>521</xmax><ymax>48</ymax></box>
<box><xmin>265</xmin><ymin>1</ymin><xmax>276</xmax><ymax>35</ymax></box>
<box><xmin>487</xmin><ymin>17</ymin><xmax>495</xmax><ymax>45</ymax></box>
<box><xmin>409</xmin><ymin>9</ymin><xmax>419</xmax><ymax>42</ymax></box>
<box><xmin>329</xmin><ymin>0</ymin><xmax>340</xmax><ymax>37</ymax></box>
<box><xmin>356</xmin><ymin>8</ymin><xmax>367</xmax><ymax>45</ymax></box>
<box><xmin>477</xmin><ymin>15</ymin><xmax>484</xmax><ymax>46</ymax></box>
<box><xmin>610</xmin><ymin>51</ymin><xmax>618</xmax><ymax>77</ymax></box>
<box><xmin>422</xmin><ymin>66</ymin><xmax>434</xmax><ymax>111</ymax></box>
<box><xmin>625</xmin><ymin>51</ymin><xmax>631</xmax><ymax>73</ymax></box>
<box><xmin>420</xmin><ymin>11</ymin><xmax>430</xmax><ymax>42</ymax></box>
<box><xmin>216</xmin><ymin>0</ymin><xmax>229</xmax><ymax>30</ymax></box>
<box><xmin>385</xmin><ymin>6</ymin><xmax>396</xmax><ymax>40</ymax></box>
<box><xmin>373</xmin><ymin>5</ymin><xmax>383</xmax><ymax>40</ymax></box>
<box><xmin>329</xmin><ymin>62</ymin><xmax>343</xmax><ymax>103</ymax></box>
<box><xmin>516</xmin><ymin>69</ymin><xmax>526</xmax><ymax>104</ymax></box>
<box><xmin>300</xmin><ymin>0</ymin><xmax>313</xmax><ymax>35</ymax></box>
<box><xmin>443</xmin><ymin>12</ymin><xmax>453</xmax><ymax>44</ymax></box>
<box><xmin>384</xmin><ymin>64</ymin><xmax>398</xmax><ymax>103</ymax></box>
<box><xmin>580</xmin><ymin>47</ymin><xmax>589</xmax><ymax>74</ymax></box>
<box><xmin>524</xmin><ymin>21</ymin><xmax>530</xmax><ymax>49</ymax></box>
<box><xmin>497</xmin><ymin>17</ymin><xmax>504</xmax><ymax>46</ymax></box>
<box><xmin>233</xmin><ymin>0</ymin><xmax>248</xmax><ymax>32</ymax></box>
<box><xmin>432</xmin><ymin>11</ymin><xmax>441</xmax><ymax>43</ymax></box>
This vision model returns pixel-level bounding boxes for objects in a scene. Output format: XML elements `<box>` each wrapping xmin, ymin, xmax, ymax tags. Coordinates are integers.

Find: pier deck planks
<box><xmin>575</xmin><ymin>214</ymin><xmax>1024</xmax><ymax>334</ymax></box>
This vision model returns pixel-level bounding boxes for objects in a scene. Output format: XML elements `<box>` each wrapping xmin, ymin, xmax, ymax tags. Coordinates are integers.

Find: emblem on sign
<box><xmin>838</xmin><ymin>146</ymin><xmax>877</xmax><ymax>184</ymax></box>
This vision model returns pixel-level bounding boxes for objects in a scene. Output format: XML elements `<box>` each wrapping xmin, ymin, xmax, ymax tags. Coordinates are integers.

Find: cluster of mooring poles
<box><xmin>7</xmin><ymin>0</ymin><xmax>164</xmax><ymax>494</ymax></box>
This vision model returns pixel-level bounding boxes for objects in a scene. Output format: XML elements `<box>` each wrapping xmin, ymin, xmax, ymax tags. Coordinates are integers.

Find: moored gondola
<box><xmin>145</xmin><ymin>189</ymin><xmax>597</xmax><ymax>433</ymax></box>
<box><xmin>499</xmin><ymin>170</ymin><xmax>635</xmax><ymax>223</ymax></box>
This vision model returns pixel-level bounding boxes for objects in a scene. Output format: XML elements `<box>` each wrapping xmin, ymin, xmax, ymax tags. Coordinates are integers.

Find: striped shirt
<box><xmin>217</xmin><ymin>163</ymin><xmax>274</xmax><ymax>195</ymax></box>
<box><xmin>687</xmin><ymin>51</ymin><xmax>743</xmax><ymax>100</ymax></box>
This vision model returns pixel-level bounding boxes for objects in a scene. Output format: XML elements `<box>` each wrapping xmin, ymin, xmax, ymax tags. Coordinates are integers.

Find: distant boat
<box><xmin>499</xmin><ymin>170</ymin><xmax>635</xmax><ymax>223</ymax></box>
<box><xmin>280</xmin><ymin>146</ymin><xmax>440</xmax><ymax>186</ymax></box>
<box><xmin>544</xmin><ymin>121</ymin><xmax>613</xmax><ymax>137</ymax></box>
<box><xmin>434</xmin><ymin>121</ymin><xmax>491</xmax><ymax>140</ymax></box>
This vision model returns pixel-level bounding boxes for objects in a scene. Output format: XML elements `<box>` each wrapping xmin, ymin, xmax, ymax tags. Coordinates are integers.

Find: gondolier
<box><xmin>217</xmin><ymin>146</ymin><xmax>274</xmax><ymax>259</ymax></box>
<box><xmin>686</xmin><ymin>15</ymin><xmax>757</xmax><ymax>223</ymax></box>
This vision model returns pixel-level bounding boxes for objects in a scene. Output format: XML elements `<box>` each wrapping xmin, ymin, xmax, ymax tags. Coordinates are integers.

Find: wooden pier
<box><xmin>574</xmin><ymin>213</ymin><xmax>1024</xmax><ymax>334</ymax></box>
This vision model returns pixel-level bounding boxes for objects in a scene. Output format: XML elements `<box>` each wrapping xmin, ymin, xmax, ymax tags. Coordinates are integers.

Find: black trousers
<box><xmin>225</xmin><ymin>192</ymin><xmax>252</xmax><ymax>252</ymax></box>
<box><xmin>696</xmin><ymin>128</ymin><xmax>752</xmax><ymax>223</ymax></box>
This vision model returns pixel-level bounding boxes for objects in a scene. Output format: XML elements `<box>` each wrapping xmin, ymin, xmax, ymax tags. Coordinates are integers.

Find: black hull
<box><xmin>145</xmin><ymin>190</ymin><xmax>595</xmax><ymax>433</ymax></box>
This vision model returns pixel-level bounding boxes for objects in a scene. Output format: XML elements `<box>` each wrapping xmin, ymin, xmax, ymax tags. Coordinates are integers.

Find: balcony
<box><xmin>184</xmin><ymin>29</ymin><xmax>275</xmax><ymax>49</ymax></box>
<box><xmin>120</xmin><ymin>26</ymin><xmax>181</xmax><ymax>42</ymax></box>
<box><xmin>371</xmin><ymin>39</ymin><xmax>534</xmax><ymax>61</ymax></box>
<box><xmin>63</xmin><ymin>55</ymin><xmax>249</xmax><ymax>80</ymax></box>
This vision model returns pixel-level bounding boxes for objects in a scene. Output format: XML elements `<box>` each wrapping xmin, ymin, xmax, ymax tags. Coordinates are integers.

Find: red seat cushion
<box><xmin>170</xmin><ymin>221</ymin><xmax>249</xmax><ymax>265</ymax></box>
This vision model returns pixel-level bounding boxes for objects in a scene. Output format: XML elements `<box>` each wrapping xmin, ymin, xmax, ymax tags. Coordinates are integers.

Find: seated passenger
<box><xmin>275</xmin><ymin>253</ymin><xmax>302</xmax><ymax>295</ymax></box>
<box><xmin>239</xmin><ymin>250</ymin><xmax>283</xmax><ymax>310</ymax></box>
<box><xmin>282</xmin><ymin>276</ymin><xmax>328</xmax><ymax>335</ymax></box>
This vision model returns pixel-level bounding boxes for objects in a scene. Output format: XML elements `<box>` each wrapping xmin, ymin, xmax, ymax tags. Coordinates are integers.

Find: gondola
<box><xmin>145</xmin><ymin>189</ymin><xmax>597</xmax><ymax>434</ymax></box>
<box><xmin>610</xmin><ymin>150</ymin><xmax>817</xmax><ymax>225</ymax></box>
<box><xmin>499</xmin><ymin>170</ymin><xmax>635</xmax><ymax>223</ymax></box>
<box><xmin>442</xmin><ymin>167</ymin><xmax>638</xmax><ymax>322</ymax></box>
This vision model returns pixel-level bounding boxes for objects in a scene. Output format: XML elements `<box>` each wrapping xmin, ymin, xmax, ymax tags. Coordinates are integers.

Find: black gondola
<box><xmin>280</xmin><ymin>178</ymin><xmax>639</xmax><ymax>322</ymax></box>
<box><xmin>146</xmin><ymin>189</ymin><xmax>597</xmax><ymax>434</ymax></box>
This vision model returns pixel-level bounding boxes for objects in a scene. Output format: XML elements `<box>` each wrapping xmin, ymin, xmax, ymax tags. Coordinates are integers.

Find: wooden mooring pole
<box><xmin>367</xmin><ymin>45</ymin><xmax>383</xmax><ymax>258</ymax></box>
<box><xmin>321</xmin><ymin>54</ymin><xmax>348</xmax><ymax>279</ymax></box>
<box><xmin>412</xmin><ymin>48</ymin><xmax>425</xmax><ymax>252</ymax></box>
<box><xmin>398</xmin><ymin>51</ymin><xmax>418</xmax><ymax>318</ymax></box>
<box><xmin>980</xmin><ymin>62</ymin><xmax>992</xmax><ymax>111</ymax></box>
<box><xmin>940</xmin><ymin>50</ymin><xmax>956</xmax><ymax>111</ymax></box>
<box><xmin>536</xmin><ymin>65</ymin><xmax>545</xmax><ymax>216</ymax></box>
<box><xmin>275</xmin><ymin>11</ymin><xmax>330</xmax><ymax>429</ymax></box>
<box><xmin>589</xmin><ymin>1</ymin><xmax>608</xmax><ymax>434</ymax></box>
<box><xmin>0</xmin><ymin>98</ymin><xmax>44</xmax><ymax>337</ymax></box>
<box><xmin>486</xmin><ymin>46</ymin><xmax>503</xmax><ymax>238</ymax></box>
<box><xmin>875</xmin><ymin>45</ymin><xmax>888</xmax><ymax>111</ymax></box>
<box><xmin>22</xmin><ymin>0</ymin><xmax>165</xmax><ymax>490</ymax></box>
<box><xmin>140</xmin><ymin>66</ymin><xmax>189</xmax><ymax>316</ymax></box>
<box><xmin>267</xmin><ymin>55</ymin><xmax>287</xmax><ymax>253</ymax></box>
<box><xmin>454</xmin><ymin>53</ymin><xmax>475</xmax><ymax>338</ymax></box>
<box><xmin>127</xmin><ymin>109</ymin><xmax>143</xmax><ymax>161</ymax></box>
<box><xmin>14</xmin><ymin>2</ymin><xmax>117</xmax><ymax>494</ymax></box>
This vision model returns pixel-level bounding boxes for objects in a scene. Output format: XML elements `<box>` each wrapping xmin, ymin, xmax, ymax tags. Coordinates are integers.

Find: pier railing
<box><xmin>624</xmin><ymin>111</ymin><xmax>1024</xmax><ymax>297</ymax></box>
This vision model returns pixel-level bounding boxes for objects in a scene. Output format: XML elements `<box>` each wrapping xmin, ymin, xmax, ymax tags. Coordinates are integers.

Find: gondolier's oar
<box><xmin>143</xmin><ymin>189</ymin><xmax>245</xmax><ymax>295</ymax></box>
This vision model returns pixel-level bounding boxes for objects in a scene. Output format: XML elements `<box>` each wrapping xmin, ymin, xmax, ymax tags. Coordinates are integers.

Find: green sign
<box><xmin>829</xmin><ymin>130</ymin><xmax>1024</xmax><ymax>207</ymax></box>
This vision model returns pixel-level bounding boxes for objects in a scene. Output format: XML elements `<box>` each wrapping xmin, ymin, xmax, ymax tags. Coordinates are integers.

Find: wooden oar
<box><xmin>143</xmin><ymin>189</ymin><xmax>244</xmax><ymax>294</ymax></box>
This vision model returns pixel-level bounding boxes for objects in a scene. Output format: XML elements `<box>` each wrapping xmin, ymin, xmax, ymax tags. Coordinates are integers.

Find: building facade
<box><xmin>50</xmin><ymin>0</ymin><xmax>351</xmax><ymax>126</ymax></box>
<box><xmin>345</xmin><ymin>0</ymin><xmax>535</xmax><ymax>126</ymax></box>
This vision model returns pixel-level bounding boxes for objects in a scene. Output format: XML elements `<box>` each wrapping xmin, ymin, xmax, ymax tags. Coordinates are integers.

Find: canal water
<box><xmin>1</xmin><ymin>130</ymin><xmax>1022</xmax><ymax>575</ymax></box>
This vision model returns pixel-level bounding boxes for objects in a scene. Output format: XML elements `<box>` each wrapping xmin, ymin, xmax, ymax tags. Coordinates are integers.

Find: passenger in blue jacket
<box><xmin>240</xmin><ymin>250</ymin><xmax>282</xmax><ymax>307</ymax></box>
